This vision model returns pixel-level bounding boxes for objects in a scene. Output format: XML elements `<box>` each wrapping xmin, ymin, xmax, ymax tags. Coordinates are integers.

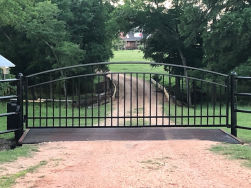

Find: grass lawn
<box><xmin>210</xmin><ymin>144</ymin><xmax>251</xmax><ymax>168</ymax></box>
<box><xmin>110</xmin><ymin>50</ymin><xmax>150</xmax><ymax>62</ymax></box>
<box><xmin>109</xmin><ymin>50</ymin><xmax>166</xmax><ymax>75</ymax></box>
<box><xmin>109</xmin><ymin>50</ymin><xmax>176</xmax><ymax>84</ymax></box>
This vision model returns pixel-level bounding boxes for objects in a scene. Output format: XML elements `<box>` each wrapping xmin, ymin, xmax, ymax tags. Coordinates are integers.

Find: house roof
<box><xmin>0</xmin><ymin>55</ymin><xmax>15</xmax><ymax>68</ymax></box>
<box><xmin>122</xmin><ymin>32</ymin><xmax>143</xmax><ymax>42</ymax></box>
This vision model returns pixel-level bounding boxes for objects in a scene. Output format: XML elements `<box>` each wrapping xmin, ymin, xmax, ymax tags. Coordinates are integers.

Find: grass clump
<box><xmin>211</xmin><ymin>144</ymin><xmax>251</xmax><ymax>168</ymax></box>
<box><xmin>0</xmin><ymin>145</ymin><xmax>38</xmax><ymax>164</ymax></box>
<box><xmin>0</xmin><ymin>160</ymin><xmax>47</xmax><ymax>188</ymax></box>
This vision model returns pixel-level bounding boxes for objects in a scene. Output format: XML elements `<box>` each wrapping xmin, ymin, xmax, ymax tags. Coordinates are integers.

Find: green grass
<box><xmin>164</xmin><ymin>102</ymin><xmax>251</xmax><ymax>142</ymax></box>
<box><xmin>26</xmin><ymin>101</ymin><xmax>110</xmax><ymax>127</ymax></box>
<box><xmin>165</xmin><ymin>103</ymin><xmax>251</xmax><ymax>142</ymax></box>
<box><xmin>0</xmin><ymin>101</ymin><xmax>15</xmax><ymax>140</ymax></box>
<box><xmin>211</xmin><ymin>144</ymin><xmax>251</xmax><ymax>168</ymax></box>
<box><xmin>0</xmin><ymin>160</ymin><xmax>47</xmax><ymax>188</ymax></box>
<box><xmin>110</xmin><ymin>50</ymin><xmax>150</xmax><ymax>62</ymax></box>
<box><xmin>164</xmin><ymin>102</ymin><xmax>228</xmax><ymax>126</ymax></box>
<box><xmin>109</xmin><ymin>50</ymin><xmax>167</xmax><ymax>79</ymax></box>
<box><xmin>0</xmin><ymin>101</ymin><xmax>110</xmax><ymax>129</ymax></box>
<box><xmin>0</xmin><ymin>145</ymin><xmax>38</xmax><ymax>164</ymax></box>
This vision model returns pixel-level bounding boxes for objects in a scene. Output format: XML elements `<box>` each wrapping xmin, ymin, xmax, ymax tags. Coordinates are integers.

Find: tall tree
<box><xmin>0</xmin><ymin>0</ymin><xmax>85</xmax><ymax>75</ymax></box>
<box><xmin>203</xmin><ymin>2</ymin><xmax>251</xmax><ymax>74</ymax></box>
<box><xmin>53</xmin><ymin>0</ymin><xmax>115</xmax><ymax>66</ymax></box>
<box><xmin>114</xmin><ymin>0</ymin><xmax>207</xmax><ymax>104</ymax></box>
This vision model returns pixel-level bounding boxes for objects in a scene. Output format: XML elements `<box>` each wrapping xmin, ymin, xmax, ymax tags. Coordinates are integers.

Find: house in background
<box><xmin>0</xmin><ymin>55</ymin><xmax>15</xmax><ymax>79</ymax></box>
<box><xmin>120</xmin><ymin>31</ymin><xmax>143</xmax><ymax>50</ymax></box>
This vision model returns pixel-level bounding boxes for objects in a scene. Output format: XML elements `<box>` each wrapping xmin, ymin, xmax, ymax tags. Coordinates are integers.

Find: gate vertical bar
<box><xmin>130</xmin><ymin>73</ymin><xmax>132</xmax><ymax>126</ymax></box>
<box><xmin>155</xmin><ymin>74</ymin><xmax>158</xmax><ymax>126</ymax></box>
<box><xmin>230</xmin><ymin>72</ymin><xmax>237</xmax><ymax>136</ymax></box>
<box><xmin>111</xmin><ymin>73</ymin><xmax>113</xmax><ymax>127</ymax></box>
<box><xmin>25</xmin><ymin>76</ymin><xmax>28</xmax><ymax>128</ymax></box>
<box><xmin>225</xmin><ymin>77</ymin><xmax>230</xmax><ymax>127</ymax></box>
<box><xmin>117</xmin><ymin>73</ymin><xmax>120</xmax><ymax>126</ymax></box>
<box><xmin>143</xmin><ymin>73</ymin><xmax>145</xmax><ymax>126</ymax></box>
<box><xmin>136</xmin><ymin>73</ymin><xmax>139</xmax><ymax>126</ymax></box>
<box><xmin>104</xmin><ymin>75</ymin><xmax>107</xmax><ymax>126</ymax></box>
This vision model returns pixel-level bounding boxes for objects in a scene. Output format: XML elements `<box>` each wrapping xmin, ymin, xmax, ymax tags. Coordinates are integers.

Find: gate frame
<box><xmin>2</xmin><ymin>62</ymin><xmax>250</xmax><ymax>140</ymax></box>
<box><xmin>23</xmin><ymin>62</ymin><xmax>230</xmax><ymax>129</ymax></box>
<box><xmin>230</xmin><ymin>72</ymin><xmax>251</xmax><ymax>136</ymax></box>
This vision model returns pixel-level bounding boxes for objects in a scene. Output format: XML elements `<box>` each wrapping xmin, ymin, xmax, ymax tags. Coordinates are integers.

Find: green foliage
<box><xmin>114</xmin><ymin>0</ymin><xmax>204</xmax><ymax>71</ymax></box>
<box><xmin>114</xmin><ymin>0</ymin><xmax>251</xmax><ymax>76</ymax></box>
<box><xmin>0</xmin><ymin>0</ymin><xmax>116</xmax><ymax>76</ymax></box>
<box><xmin>204</xmin><ymin>6</ymin><xmax>251</xmax><ymax>73</ymax></box>
<box><xmin>112</xmin><ymin>38</ymin><xmax>126</xmax><ymax>50</ymax></box>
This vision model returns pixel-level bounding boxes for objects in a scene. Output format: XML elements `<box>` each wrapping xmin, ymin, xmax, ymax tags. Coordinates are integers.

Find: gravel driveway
<box><xmin>0</xmin><ymin>140</ymin><xmax>249</xmax><ymax>188</ymax></box>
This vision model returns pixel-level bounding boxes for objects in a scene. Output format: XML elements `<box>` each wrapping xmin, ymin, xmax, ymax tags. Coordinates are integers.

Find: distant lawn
<box><xmin>109</xmin><ymin>50</ymin><xmax>167</xmax><ymax>81</ymax></box>
<box><xmin>110</xmin><ymin>50</ymin><xmax>150</xmax><ymax>62</ymax></box>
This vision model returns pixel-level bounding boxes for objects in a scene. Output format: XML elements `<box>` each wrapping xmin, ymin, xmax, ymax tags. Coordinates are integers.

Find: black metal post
<box><xmin>230</xmin><ymin>72</ymin><xmax>237</xmax><ymax>137</ymax></box>
<box><xmin>16</xmin><ymin>73</ymin><xmax>24</xmax><ymax>141</ymax></box>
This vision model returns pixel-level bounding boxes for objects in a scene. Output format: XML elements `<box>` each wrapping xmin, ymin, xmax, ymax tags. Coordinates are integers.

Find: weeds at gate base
<box><xmin>0</xmin><ymin>145</ymin><xmax>38</xmax><ymax>164</ymax></box>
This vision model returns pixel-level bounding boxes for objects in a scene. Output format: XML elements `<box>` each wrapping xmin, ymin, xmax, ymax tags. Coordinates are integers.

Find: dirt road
<box><xmin>0</xmin><ymin>141</ymin><xmax>249</xmax><ymax>188</ymax></box>
<box><xmin>104</xmin><ymin>74</ymin><xmax>171</xmax><ymax>126</ymax></box>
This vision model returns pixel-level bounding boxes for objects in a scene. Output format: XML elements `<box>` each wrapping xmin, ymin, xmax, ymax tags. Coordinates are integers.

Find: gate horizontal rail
<box><xmin>27</xmin><ymin>72</ymin><xmax>227</xmax><ymax>89</ymax></box>
<box><xmin>26</xmin><ymin>62</ymin><xmax>228</xmax><ymax>78</ymax></box>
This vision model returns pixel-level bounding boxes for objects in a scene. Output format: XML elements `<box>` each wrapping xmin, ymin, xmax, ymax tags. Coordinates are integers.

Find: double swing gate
<box><xmin>0</xmin><ymin>62</ymin><xmax>250</xmax><ymax>140</ymax></box>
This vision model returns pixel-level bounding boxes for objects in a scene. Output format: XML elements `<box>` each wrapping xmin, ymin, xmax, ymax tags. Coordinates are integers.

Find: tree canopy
<box><xmin>0</xmin><ymin>0</ymin><xmax>250</xmax><ymax>77</ymax></box>
<box><xmin>113</xmin><ymin>0</ymin><xmax>251</xmax><ymax>75</ymax></box>
<box><xmin>0</xmin><ymin>0</ymin><xmax>115</xmax><ymax>75</ymax></box>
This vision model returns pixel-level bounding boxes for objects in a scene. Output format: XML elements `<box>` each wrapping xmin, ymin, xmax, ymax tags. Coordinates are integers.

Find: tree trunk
<box><xmin>49</xmin><ymin>73</ymin><xmax>53</xmax><ymax>99</ymax></box>
<box><xmin>178</xmin><ymin>48</ymin><xmax>192</xmax><ymax>106</ymax></box>
<box><xmin>60</xmin><ymin>70</ymin><xmax>67</xmax><ymax>98</ymax></box>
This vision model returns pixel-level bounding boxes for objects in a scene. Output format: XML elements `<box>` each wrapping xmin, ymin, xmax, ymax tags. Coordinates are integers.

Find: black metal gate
<box><xmin>22</xmin><ymin>62</ymin><xmax>230</xmax><ymax>129</ymax></box>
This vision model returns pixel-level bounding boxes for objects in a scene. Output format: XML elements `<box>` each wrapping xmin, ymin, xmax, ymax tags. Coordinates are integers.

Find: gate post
<box><xmin>15</xmin><ymin>73</ymin><xmax>24</xmax><ymax>141</ymax></box>
<box><xmin>230</xmin><ymin>72</ymin><xmax>237</xmax><ymax>137</ymax></box>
